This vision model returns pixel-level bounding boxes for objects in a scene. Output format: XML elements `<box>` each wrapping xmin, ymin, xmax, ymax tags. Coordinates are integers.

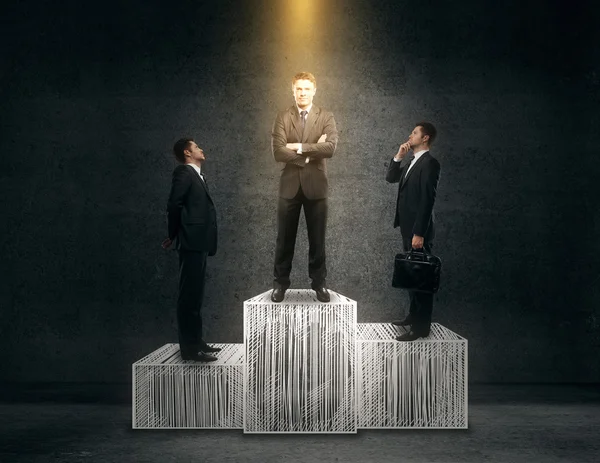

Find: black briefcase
<box><xmin>392</xmin><ymin>249</ymin><xmax>441</xmax><ymax>293</ymax></box>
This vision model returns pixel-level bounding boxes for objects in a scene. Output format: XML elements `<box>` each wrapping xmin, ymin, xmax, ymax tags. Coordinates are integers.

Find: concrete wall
<box><xmin>1</xmin><ymin>0</ymin><xmax>598</xmax><ymax>383</ymax></box>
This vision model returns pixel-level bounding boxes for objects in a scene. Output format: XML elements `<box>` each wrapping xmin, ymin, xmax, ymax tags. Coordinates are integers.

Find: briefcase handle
<box><xmin>406</xmin><ymin>248</ymin><xmax>428</xmax><ymax>261</ymax></box>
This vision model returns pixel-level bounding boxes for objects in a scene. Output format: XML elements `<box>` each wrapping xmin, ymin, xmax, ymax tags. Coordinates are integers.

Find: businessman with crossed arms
<box><xmin>270</xmin><ymin>72</ymin><xmax>339</xmax><ymax>303</ymax></box>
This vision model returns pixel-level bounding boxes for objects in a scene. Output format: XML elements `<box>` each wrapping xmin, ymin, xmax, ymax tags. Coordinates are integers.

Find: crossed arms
<box><xmin>271</xmin><ymin>111</ymin><xmax>338</xmax><ymax>167</ymax></box>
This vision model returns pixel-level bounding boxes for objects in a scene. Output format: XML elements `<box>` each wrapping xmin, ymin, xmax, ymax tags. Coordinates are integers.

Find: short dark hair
<box><xmin>415</xmin><ymin>122</ymin><xmax>437</xmax><ymax>146</ymax></box>
<box><xmin>173</xmin><ymin>138</ymin><xmax>193</xmax><ymax>163</ymax></box>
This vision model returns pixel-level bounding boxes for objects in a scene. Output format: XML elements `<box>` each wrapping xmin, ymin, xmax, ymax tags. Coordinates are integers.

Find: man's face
<box><xmin>408</xmin><ymin>126</ymin><xmax>428</xmax><ymax>148</ymax></box>
<box><xmin>292</xmin><ymin>79</ymin><xmax>316</xmax><ymax>110</ymax></box>
<box><xmin>185</xmin><ymin>141</ymin><xmax>205</xmax><ymax>163</ymax></box>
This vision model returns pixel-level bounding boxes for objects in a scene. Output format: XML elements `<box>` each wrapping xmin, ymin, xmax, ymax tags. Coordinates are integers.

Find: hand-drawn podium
<box><xmin>133</xmin><ymin>290</ymin><xmax>467</xmax><ymax>432</ymax></box>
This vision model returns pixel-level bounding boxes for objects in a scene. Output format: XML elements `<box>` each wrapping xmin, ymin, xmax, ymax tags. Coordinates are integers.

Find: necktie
<box><xmin>199</xmin><ymin>172</ymin><xmax>209</xmax><ymax>193</ymax></box>
<box><xmin>402</xmin><ymin>155</ymin><xmax>415</xmax><ymax>184</ymax></box>
<box><xmin>300</xmin><ymin>110</ymin><xmax>307</xmax><ymax>135</ymax></box>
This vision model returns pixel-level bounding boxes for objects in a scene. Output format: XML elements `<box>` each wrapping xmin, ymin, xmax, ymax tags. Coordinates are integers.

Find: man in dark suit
<box><xmin>162</xmin><ymin>138</ymin><xmax>221</xmax><ymax>361</ymax></box>
<box><xmin>386</xmin><ymin>122</ymin><xmax>441</xmax><ymax>341</ymax></box>
<box><xmin>271</xmin><ymin>72</ymin><xmax>339</xmax><ymax>303</ymax></box>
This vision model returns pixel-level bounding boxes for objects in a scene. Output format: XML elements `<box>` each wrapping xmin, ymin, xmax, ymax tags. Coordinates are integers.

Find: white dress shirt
<box><xmin>186</xmin><ymin>163</ymin><xmax>203</xmax><ymax>181</ymax></box>
<box><xmin>404</xmin><ymin>149</ymin><xmax>428</xmax><ymax>175</ymax></box>
<box><xmin>297</xmin><ymin>104</ymin><xmax>312</xmax><ymax>118</ymax></box>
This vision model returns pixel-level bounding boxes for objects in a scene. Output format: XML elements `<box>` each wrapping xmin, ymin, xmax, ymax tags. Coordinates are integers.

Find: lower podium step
<box><xmin>131</xmin><ymin>305</ymin><xmax>468</xmax><ymax>432</ymax></box>
<box><xmin>132</xmin><ymin>343</ymin><xmax>244</xmax><ymax>429</ymax></box>
<box><xmin>357</xmin><ymin>323</ymin><xmax>468</xmax><ymax>429</ymax></box>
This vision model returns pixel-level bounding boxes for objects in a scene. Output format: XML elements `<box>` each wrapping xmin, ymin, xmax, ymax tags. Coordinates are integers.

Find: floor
<box><xmin>0</xmin><ymin>384</ymin><xmax>598</xmax><ymax>463</ymax></box>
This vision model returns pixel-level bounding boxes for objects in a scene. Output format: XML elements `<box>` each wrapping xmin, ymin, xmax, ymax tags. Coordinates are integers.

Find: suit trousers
<box><xmin>274</xmin><ymin>186</ymin><xmax>327</xmax><ymax>289</ymax></box>
<box><xmin>401</xmin><ymin>236</ymin><xmax>434</xmax><ymax>334</ymax></box>
<box><xmin>177</xmin><ymin>250</ymin><xmax>208</xmax><ymax>355</ymax></box>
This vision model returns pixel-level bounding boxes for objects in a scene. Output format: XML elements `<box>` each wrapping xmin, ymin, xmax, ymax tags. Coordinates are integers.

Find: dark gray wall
<box><xmin>1</xmin><ymin>0</ymin><xmax>598</xmax><ymax>383</ymax></box>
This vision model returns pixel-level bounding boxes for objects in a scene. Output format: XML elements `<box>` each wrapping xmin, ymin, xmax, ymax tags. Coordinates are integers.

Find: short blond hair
<box><xmin>292</xmin><ymin>72</ymin><xmax>316</xmax><ymax>87</ymax></box>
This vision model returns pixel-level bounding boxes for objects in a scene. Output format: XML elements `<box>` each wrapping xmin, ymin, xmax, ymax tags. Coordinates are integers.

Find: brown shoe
<box><xmin>312</xmin><ymin>286</ymin><xmax>330</xmax><ymax>302</ymax></box>
<box><xmin>181</xmin><ymin>352</ymin><xmax>218</xmax><ymax>362</ymax></box>
<box><xmin>200</xmin><ymin>343</ymin><xmax>222</xmax><ymax>353</ymax></box>
<box><xmin>271</xmin><ymin>287</ymin><xmax>286</xmax><ymax>302</ymax></box>
<box><xmin>391</xmin><ymin>316</ymin><xmax>413</xmax><ymax>327</ymax></box>
<box><xmin>395</xmin><ymin>331</ymin><xmax>427</xmax><ymax>342</ymax></box>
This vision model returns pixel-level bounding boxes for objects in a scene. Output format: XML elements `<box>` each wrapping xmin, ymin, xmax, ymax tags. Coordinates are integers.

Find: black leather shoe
<box><xmin>395</xmin><ymin>331</ymin><xmax>429</xmax><ymax>342</ymax></box>
<box><xmin>271</xmin><ymin>287</ymin><xmax>286</xmax><ymax>302</ymax></box>
<box><xmin>391</xmin><ymin>316</ymin><xmax>413</xmax><ymax>327</ymax></box>
<box><xmin>200</xmin><ymin>344</ymin><xmax>222</xmax><ymax>353</ymax></box>
<box><xmin>181</xmin><ymin>352</ymin><xmax>218</xmax><ymax>362</ymax></box>
<box><xmin>313</xmin><ymin>286</ymin><xmax>330</xmax><ymax>303</ymax></box>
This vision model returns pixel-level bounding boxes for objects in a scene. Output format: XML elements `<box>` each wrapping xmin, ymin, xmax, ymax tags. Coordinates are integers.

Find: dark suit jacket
<box><xmin>167</xmin><ymin>164</ymin><xmax>218</xmax><ymax>255</ymax></box>
<box><xmin>386</xmin><ymin>152</ymin><xmax>441</xmax><ymax>241</ymax></box>
<box><xmin>272</xmin><ymin>105</ymin><xmax>338</xmax><ymax>199</ymax></box>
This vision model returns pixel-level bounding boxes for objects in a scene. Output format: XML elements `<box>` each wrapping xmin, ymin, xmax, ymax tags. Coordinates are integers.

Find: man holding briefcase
<box><xmin>386</xmin><ymin>122</ymin><xmax>441</xmax><ymax>341</ymax></box>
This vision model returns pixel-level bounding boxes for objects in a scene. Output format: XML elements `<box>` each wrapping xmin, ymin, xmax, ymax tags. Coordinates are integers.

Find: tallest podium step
<box><xmin>244</xmin><ymin>289</ymin><xmax>357</xmax><ymax>433</ymax></box>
